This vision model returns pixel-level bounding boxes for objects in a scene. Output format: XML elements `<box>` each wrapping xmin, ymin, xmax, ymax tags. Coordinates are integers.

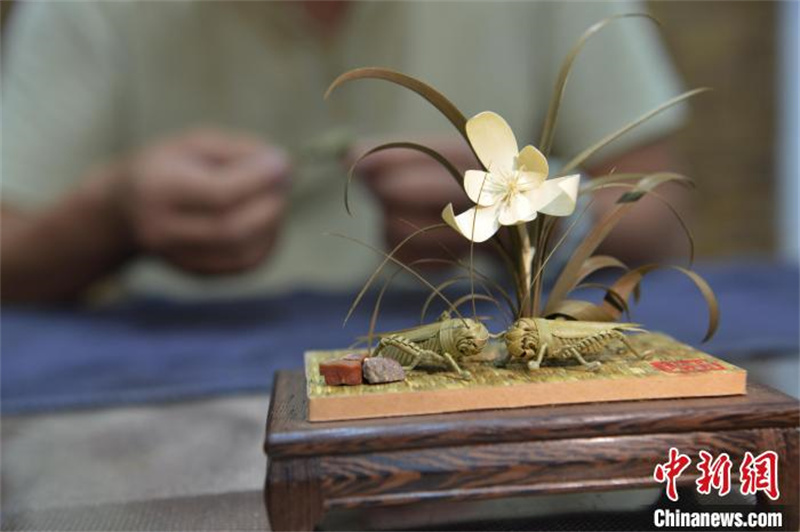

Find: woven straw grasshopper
<box><xmin>505</xmin><ymin>318</ymin><xmax>647</xmax><ymax>371</ymax></box>
<box><xmin>369</xmin><ymin>312</ymin><xmax>489</xmax><ymax>379</ymax></box>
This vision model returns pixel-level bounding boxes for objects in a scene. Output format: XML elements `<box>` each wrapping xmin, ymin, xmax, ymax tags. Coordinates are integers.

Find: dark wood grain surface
<box><xmin>265</xmin><ymin>371</ymin><xmax>798</xmax><ymax>459</ymax></box>
<box><xmin>319</xmin><ymin>428</ymin><xmax>789</xmax><ymax>508</ymax></box>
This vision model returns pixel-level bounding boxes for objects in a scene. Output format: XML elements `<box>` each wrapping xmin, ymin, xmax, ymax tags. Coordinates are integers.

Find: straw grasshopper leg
<box><xmin>562</xmin><ymin>347</ymin><xmax>602</xmax><ymax>371</ymax></box>
<box><xmin>525</xmin><ymin>344</ymin><xmax>548</xmax><ymax>370</ymax></box>
<box><xmin>523</xmin><ymin>343</ymin><xmax>600</xmax><ymax>371</ymax></box>
<box><xmin>612</xmin><ymin>331</ymin><xmax>652</xmax><ymax>359</ymax></box>
<box><xmin>373</xmin><ymin>335</ymin><xmax>472</xmax><ymax>380</ymax></box>
<box><xmin>442</xmin><ymin>352</ymin><xmax>471</xmax><ymax>380</ymax></box>
<box><xmin>372</xmin><ymin>336</ymin><xmax>430</xmax><ymax>371</ymax></box>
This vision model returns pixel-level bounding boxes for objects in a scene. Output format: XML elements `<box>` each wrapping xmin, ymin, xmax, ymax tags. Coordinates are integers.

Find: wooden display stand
<box><xmin>264</xmin><ymin>371</ymin><xmax>799</xmax><ymax>531</ymax></box>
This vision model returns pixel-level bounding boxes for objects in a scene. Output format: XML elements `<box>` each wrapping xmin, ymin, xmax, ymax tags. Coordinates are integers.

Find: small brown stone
<box><xmin>363</xmin><ymin>357</ymin><xmax>406</xmax><ymax>384</ymax></box>
<box><xmin>319</xmin><ymin>358</ymin><xmax>363</xmax><ymax>386</ymax></box>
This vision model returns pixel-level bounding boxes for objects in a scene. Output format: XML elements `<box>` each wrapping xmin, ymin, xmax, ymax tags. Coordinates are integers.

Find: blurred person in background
<box><xmin>1</xmin><ymin>1</ymin><xmax>688</xmax><ymax>303</ymax></box>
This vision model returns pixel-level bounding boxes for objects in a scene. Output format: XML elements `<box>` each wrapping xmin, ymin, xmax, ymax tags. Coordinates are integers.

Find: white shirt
<box><xmin>1</xmin><ymin>1</ymin><xmax>685</xmax><ymax>299</ymax></box>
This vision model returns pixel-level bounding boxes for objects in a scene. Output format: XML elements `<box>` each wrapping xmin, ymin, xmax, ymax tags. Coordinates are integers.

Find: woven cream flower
<box><xmin>442</xmin><ymin>111</ymin><xmax>580</xmax><ymax>243</ymax></box>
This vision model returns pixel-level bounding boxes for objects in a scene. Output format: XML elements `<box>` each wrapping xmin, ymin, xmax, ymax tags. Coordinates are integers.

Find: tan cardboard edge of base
<box><xmin>307</xmin><ymin>370</ymin><xmax>747</xmax><ymax>422</ymax></box>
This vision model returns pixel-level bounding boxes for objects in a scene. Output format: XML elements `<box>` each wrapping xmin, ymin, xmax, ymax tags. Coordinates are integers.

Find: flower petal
<box><xmin>517</xmin><ymin>145</ymin><xmax>549</xmax><ymax>176</ymax></box>
<box><xmin>517</xmin><ymin>170</ymin><xmax>546</xmax><ymax>191</ymax></box>
<box><xmin>498</xmin><ymin>194</ymin><xmax>537</xmax><ymax>226</ymax></box>
<box><xmin>536</xmin><ymin>174</ymin><xmax>580</xmax><ymax>217</ymax></box>
<box><xmin>464</xmin><ymin>170</ymin><xmax>503</xmax><ymax>206</ymax></box>
<box><xmin>442</xmin><ymin>203</ymin><xmax>501</xmax><ymax>243</ymax></box>
<box><xmin>466</xmin><ymin>111</ymin><xmax>518</xmax><ymax>173</ymax></box>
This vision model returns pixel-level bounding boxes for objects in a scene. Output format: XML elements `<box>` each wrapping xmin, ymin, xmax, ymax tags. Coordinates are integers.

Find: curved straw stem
<box><xmin>395</xmin><ymin>218</ymin><xmax>518</xmax><ymax>319</ymax></box>
<box><xmin>366</xmin><ymin>258</ymin><xmax>445</xmax><ymax>354</ymax></box>
<box><xmin>339</xmin><ymin>223</ymin><xmax>448</xmax><ymax>325</ymax></box>
<box><xmin>516</xmin><ymin>224</ymin><xmax>534</xmax><ymax>317</ymax></box>
<box><xmin>518</xmin><ymin>199</ymin><xmax>598</xmax><ymax>317</ymax></box>
<box><xmin>420</xmin><ymin>274</ymin><xmax>513</xmax><ymax>323</ymax></box>
<box><xmin>326</xmin><ymin>231</ymin><xmax>466</xmax><ymax>323</ymax></box>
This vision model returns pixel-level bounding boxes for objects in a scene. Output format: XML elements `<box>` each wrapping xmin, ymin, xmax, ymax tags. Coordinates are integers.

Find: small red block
<box><xmin>319</xmin><ymin>356</ymin><xmax>364</xmax><ymax>386</ymax></box>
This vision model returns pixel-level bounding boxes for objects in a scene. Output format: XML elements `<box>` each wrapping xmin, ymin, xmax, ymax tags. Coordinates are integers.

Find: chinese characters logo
<box><xmin>653</xmin><ymin>447</ymin><xmax>779</xmax><ymax>501</ymax></box>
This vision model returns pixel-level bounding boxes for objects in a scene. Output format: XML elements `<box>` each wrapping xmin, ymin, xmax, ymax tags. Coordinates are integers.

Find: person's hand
<box><xmin>350</xmin><ymin>138</ymin><xmax>477</xmax><ymax>267</ymax></box>
<box><xmin>114</xmin><ymin>129</ymin><xmax>290</xmax><ymax>275</ymax></box>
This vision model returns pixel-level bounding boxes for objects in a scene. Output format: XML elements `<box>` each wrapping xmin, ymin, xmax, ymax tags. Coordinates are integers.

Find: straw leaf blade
<box><xmin>539</xmin><ymin>13</ymin><xmax>658</xmax><ymax>155</ymax></box>
<box><xmin>560</xmin><ymin>88</ymin><xmax>710</xmax><ymax>174</ymax></box>
<box><xmin>345</xmin><ymin>142</ymin><xmax>463</xmax><ymax>215</ymax></box>
<box><xmin>545</xmin><ymin>299</ymin><xmax>618</xmax><ymax>321</ymax></box>
<box><xmin>574</xmin><ymin>282</ymin><xmax>632</xmax><ymax>318</ymax></box>
<box><xmin>325</xmin><ymin>67</ymin><xmax>468</xmax><ymax>138</ymax></box>
<box><xmin>545</xmin><ymin>172</ymin><xmax>690</xmax><ymax>314</ymax></box>
<box><xmin>590</xmin><ymin>182</ymin><xmax>696</xmax><ymax>265</ymax></box>
<box><xmin>601</xmin><ymin>264</ymin><xmax>719</xmax><ymax>342</ymax></box>
<box><xmin>581</xmin><ymin>172</ymin><xmax>694</xmax><ymax>195</ymax></box>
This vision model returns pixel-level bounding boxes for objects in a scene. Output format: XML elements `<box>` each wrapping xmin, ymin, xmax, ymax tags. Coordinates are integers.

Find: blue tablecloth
<box><xmin>2</xmin><ymin>262</ymin><xmax>797</xmax><ymax>414</ymax></box>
